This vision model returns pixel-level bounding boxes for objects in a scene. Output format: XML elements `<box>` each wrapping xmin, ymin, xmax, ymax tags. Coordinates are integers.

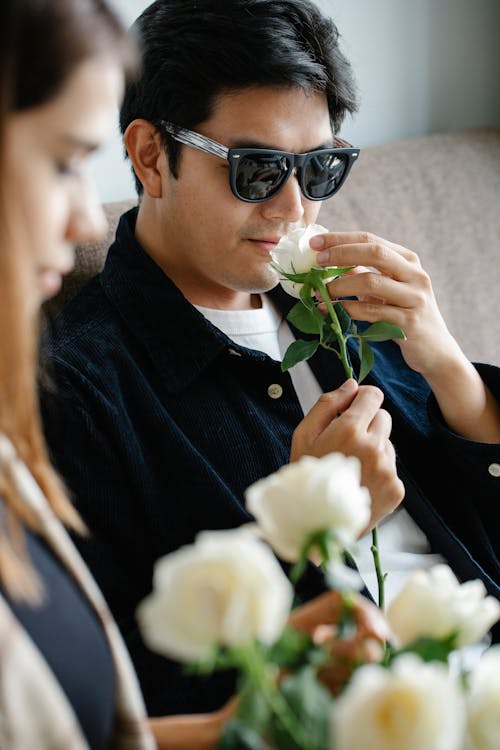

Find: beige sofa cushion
<box><xmin>319</xmin><ymin>127</ymin><xmax>500</xmax><ymax>364</ymax></box>
<box><xmin>43</xmin><ymin>127</ymin><xmax>500</xmax><ymax>364</ymax></box>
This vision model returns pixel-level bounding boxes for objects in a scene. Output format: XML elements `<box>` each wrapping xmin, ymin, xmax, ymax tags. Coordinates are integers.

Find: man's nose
<box><xmin>259</xmin><ymin>169</ymin><xmax>305</xmax><ymax>224</ymax></box>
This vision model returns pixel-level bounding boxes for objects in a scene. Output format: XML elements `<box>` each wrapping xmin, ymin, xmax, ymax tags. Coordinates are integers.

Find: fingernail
<box><xmin>309</xmin><ymin>235</ymin><xmax>325</xmax><ymax>248</ymax></box>
<box><xmin>316</xmin><ymin>250</ymin><xmax>329</xmax><ymax>264</ymax></box>
<box><xmin>340</xmin><ymin>378</ymin><xmax>357</xmax><ymax>392</ymax></box>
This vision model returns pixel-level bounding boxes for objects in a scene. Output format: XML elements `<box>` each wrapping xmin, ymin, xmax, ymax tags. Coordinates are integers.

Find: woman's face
<box><xmin>5</xmin><ymin>56</ymin><xmax>124</xmax><ymax>305</ymax></box>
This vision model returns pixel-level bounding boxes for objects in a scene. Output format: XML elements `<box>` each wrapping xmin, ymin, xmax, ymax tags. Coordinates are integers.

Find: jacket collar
<box><xmin>100</xmin><ymin>208</ymin><xmax>270</xmax><ymax>393</ymax></box>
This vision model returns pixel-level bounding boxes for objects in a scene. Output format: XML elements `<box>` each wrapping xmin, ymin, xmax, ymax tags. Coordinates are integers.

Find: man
<box><xmin>41</xmin><ymin>0</ymin><xmax>500</xmax><ymax>716</ymax></box>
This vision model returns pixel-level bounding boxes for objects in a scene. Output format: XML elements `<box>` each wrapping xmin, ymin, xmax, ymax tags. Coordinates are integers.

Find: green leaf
<box><xmin>335</xmin><ymin>604</ymin><xmax>357</xmax><ymax>640</ymax></box>
<box><xmin>322</xmin><ymin>265</ymin><xmax>356</xmax><ymax>277</ymax></box>
<box><xmin>271</xmin><ymin>666</ymin><xmax>331</xmax><ymax>750</ymax></box>
<box><xmin>390</xmin><ymin>633</ymin><xmax>458</xmax><ymax>665</ymax></box>
<box><xmin>308</xmin><ymin>267</ymin><xmax>355</xmax><ymax>287</ymax></box>
<box><xmin>281</xmin><ymin>339</ymin><xmax>319</xmax><ymax>372</ymax></box>
<box><xmin>278</xmin><ymin>270</ymin><xmax>311</xmax><ymax>283</ymax></box>
<box><xmin>357</xmin><ymin>338</ymin><xmax>375</xmax><ymax>383</ymax></box>
<box><xmin>275</xmin><ymin>266</ymin><xmax>354</xmax><ymax>285</ymax></box>
<box><xmin>237</xmin><ymin>685</ymin><xmax>272</xmax><ymax>734</ymax></box>
<box><xmin>289</xmin><ymin>555</ymin><xmax>308</xmax><ymax>585</ymax></box>
<box><xmin>287</xmin><ymin>302</ymin><xmax>323</xmax><ymax>335</ymax></box>
<box><xmin>218</xmin><ymin>719</ymin><xmax>270</xmax><ymax>750</ymax></box>
<box><xmin>267</xmin><ymin>627</ymin><xmax>314</xmax><ymax>670</ymax></box>
<box><xmin>333</xmin><ymin>302</ymin><xmax>352</xmax><ymax>334</ymax></box>
<box><xmin>185</xmin><ymin>644</ymin><xmax>226</xmax><ymax>675</ymax></box>
<box><xmin>299</xmin><ymin>283</ymin><xmax>315</xmax><ymax>311</ymax></box>
<box><xmin>358</xmin><ymin>321</ymin><xmax>406</xmax><ymax>342</ymax></box>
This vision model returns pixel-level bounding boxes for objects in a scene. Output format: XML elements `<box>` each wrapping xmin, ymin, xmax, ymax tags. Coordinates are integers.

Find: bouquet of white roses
<box><xmin>137</xmin><ymin>452</ymin><xmax>500</xmax><ymax>750</ymax></box>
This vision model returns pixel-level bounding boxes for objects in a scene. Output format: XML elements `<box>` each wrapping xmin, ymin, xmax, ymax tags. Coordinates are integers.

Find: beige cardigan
<box><xmin>0</xmin><ymin>434</ymin><xmax>157</xmax><ymax>750</ymax></box>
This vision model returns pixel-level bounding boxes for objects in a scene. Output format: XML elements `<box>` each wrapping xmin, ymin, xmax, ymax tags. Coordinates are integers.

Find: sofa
<box><xmin>44</xmin><ymin>126</ymin><xmax>500</xmax><ymax>365</ymax></box>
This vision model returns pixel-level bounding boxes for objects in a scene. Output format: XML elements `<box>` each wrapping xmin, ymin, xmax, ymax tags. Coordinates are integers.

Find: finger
<box><xmin>288</xmin><ymin>589</ymin><xmax>344</xmax><ymax>633</ymax></box>
<box><xmin>327</xmin><ymin>270</ymin><xmax>413</xmax><ymax>309</ymax></box>
<box><xmin>317</xmin><ymin>241</ymin><xmax>415</xmax><ymax>282</ymax></box>
<box><xmin>338</xmin><ymin>298</ymin><xmax>409</xmax><ymax>329</ymax></box>
<box><xmin>316</xmin><ymin>388</ymin><xmax>386</xmax><ymax>455</ymax></box>
<box><xmin>352</xmin><ymin>597</ymin><xmax>393</xmax><ymax>641</ymax></box>
<box><xmin>334</xmin><ymin>385</ymin><xmax>385</xmax><ymax>431</ymax></box>
<box><xmin>367</xmin><ymin>408</ymin><xmax>392</xmax><ymax>441</ymax></box>
<box><xmin>300</xmin><ymin>379</ymin><xmax>359</xmax><ymax>436</ymax></box>
<box><xmin>311</xmin><ymin>230</ymin><xmax>417</xmax><ymax>263</ymax></box>
<box><xmin>327</xmin><ymin>636</ymin><xmax>385</xmax><ymax>663</ymax></box>
<box><xmin>345</xmin><ymin>265</ymin><xmax>371</xmax><ymax>276</ymax></box>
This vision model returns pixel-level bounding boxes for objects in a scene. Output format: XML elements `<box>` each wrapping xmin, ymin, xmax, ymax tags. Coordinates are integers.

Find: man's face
<box><xmin>154</xmin><ymin>86</ymin><xmax>333</xmax><ymax>308</ymax></box>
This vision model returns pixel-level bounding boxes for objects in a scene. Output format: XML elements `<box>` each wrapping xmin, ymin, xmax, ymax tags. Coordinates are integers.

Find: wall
<box><xmin>93</xmin><ymin>0</ymin><xmax>500</xmax><ymax>202</ymax></box>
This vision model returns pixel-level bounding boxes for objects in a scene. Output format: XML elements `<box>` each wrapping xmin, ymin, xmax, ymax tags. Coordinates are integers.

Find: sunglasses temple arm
<box><xmin>160</xmin><ymin>121</ymin><xmax>228</xmax><ymax>160</ymax></box>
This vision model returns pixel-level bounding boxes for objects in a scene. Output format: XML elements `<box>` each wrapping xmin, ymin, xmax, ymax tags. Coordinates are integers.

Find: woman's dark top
<box><xmin>1</xmin><ymin>523</ymin><xmax>115</xmax><ymax>749</ymax></box>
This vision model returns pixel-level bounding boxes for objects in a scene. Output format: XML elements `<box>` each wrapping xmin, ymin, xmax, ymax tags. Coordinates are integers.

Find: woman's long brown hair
<box><xmin>0</xmin><ymin>0</ymin><xmax>137</xmax><ymax>601</ymax></box>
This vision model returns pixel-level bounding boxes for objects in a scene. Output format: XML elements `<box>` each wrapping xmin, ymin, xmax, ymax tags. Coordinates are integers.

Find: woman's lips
<box><xmin>38</xmin><ymin>268</ymin><xmax>64</xmax><ymax>298</ymax></box>
<box><xmin>37</xmin><ymin>259</ymin><xmax>74</xmax><ymax>299</ymax></box>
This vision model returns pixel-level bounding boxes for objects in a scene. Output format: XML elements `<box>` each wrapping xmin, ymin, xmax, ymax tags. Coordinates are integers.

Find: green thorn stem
<box><xmin>371</xmin><ymin>526</ymin><xmax>385</xmax><ymax>611</ymax></box>
<box><xmin>315</xmin><ymin>279</ymin><xmax>353</xmax><ymax>380</ymax></box>
<box><xmin>236</xmin><ymin>643</ymin><xmax>314</xmax><ymax>750</ymax></box>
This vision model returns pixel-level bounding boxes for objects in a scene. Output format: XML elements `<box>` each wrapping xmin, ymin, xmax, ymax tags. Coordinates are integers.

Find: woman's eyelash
<box><xmin>56</xmin><ymin>161</ymin><xmax>79</xmax><ymax>177</ymax></box>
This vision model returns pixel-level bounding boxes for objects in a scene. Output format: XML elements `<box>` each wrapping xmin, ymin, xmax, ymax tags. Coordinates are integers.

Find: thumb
<box><xmin>303</xmin><ymin>378</ymin><xmax>358</xmax><ymax>436</ymax></box>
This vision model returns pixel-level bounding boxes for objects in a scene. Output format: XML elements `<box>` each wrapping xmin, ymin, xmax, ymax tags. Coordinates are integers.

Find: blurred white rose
<box><xmin>270</xmin><ymin>223</ymin><xmax>329</xmax><ymax>298</ymax></box>
<box><xmin>245</xmin><ymin>453</ymin><xmax>371</xmax><ymax>562</ymax></box>
<box><xmin>136</xmin><ymin>528</ymin><xmax>293</xmax><ymax>662</ymax></box>
<box><xmin>386</xmin><ymin>564</ymin><xmax>500</xmax><ymax>648</ymax></box>
<box><xmin>331</xmin><ymin>654</ymin><xmax>466</xmax><ymax>750</ymax></box>
<box><xmin>465</xmin><ymin>644</ymin><xmax>500</xmax><ymax>750</ymax></box>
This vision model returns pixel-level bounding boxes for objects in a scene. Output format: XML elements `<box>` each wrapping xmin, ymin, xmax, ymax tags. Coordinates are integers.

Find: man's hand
<box><xmin>311</xmin><ymin>230</ymin><xmax>500</xmax><ymax>443</ymax></box>
<box><xmin>288</xmin><ymin>589</ymin><xmax>392</xmax><ymax>695</ymax></box>
<box><xmin>291</xmin><ymin>379</ymin><xmax>404</xmax><ymax>531</ymax></box>
<box><xmin>311</xmin><ymin>230</ymin><xmax>456</xmax><ymax>379</ymax></box>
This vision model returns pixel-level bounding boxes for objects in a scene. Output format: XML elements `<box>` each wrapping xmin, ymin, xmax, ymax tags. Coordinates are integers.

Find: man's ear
<box><xmin>124</xmin><ymin>119</ymin><xmax>165</xmax><ymax>198</ymax></box>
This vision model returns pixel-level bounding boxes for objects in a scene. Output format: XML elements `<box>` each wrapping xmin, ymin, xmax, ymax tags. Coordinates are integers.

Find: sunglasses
<box><xmin>158</xmin><ymin>120</ymin><xmax>360</xmax><ymax>203</ymax></box>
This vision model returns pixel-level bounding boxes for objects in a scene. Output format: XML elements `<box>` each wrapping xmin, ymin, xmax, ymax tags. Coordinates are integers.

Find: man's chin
<box><xmin>239</xmin><ymin>266</ymin><xmax>280</xmax><ymax>294</ymax></box>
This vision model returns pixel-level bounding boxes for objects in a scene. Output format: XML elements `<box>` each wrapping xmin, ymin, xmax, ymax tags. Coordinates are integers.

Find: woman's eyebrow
<box><xmin>59</xmin><ymin>134</ymin><xmax>101</xmax><ymax>153</ymax></box>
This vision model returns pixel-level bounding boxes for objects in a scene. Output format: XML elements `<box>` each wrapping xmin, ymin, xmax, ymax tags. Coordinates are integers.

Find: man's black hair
<box><xmin>120</xmin><ymin>0</ymin><xmax>358</xmax><ymax>195</ymax></box>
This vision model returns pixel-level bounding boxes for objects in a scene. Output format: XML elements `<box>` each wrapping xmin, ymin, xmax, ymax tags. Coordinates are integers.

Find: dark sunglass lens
<box><xmin>235</xmin><ymin>154</ymin><xmax>289</xmax><ymax>200</ymax></box>
<box><xmin>303</xmin><ymin>152</ymin><xmax>347</xmax><ymax>199</ymax></box>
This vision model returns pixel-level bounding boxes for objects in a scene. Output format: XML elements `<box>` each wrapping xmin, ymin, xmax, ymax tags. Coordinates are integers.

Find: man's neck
<box><xmin>193</xmin><ymin>293</ymin><xmax>263</xmax><ymax>311</ymax></box>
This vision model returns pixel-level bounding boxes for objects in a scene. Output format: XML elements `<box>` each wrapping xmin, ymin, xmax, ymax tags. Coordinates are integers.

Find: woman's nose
<box><xmin>66</xmin><ymin>180</ymin><xmax>108</xmax><ymax>245</ymax></box>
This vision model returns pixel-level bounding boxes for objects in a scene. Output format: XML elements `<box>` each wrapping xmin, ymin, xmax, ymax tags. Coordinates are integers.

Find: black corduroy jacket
<box><xmin>40</xmin><ymin>207</ymin><xmax>500</xmax><ymax>716</ymax></box>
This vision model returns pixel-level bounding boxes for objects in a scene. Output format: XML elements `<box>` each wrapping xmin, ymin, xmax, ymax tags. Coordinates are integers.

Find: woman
<box><xmin>0</xmin><ymin>2</ymin><xmax>158</xmax><ymax>747</ymax></box>
<box><xmin>0</xmin><ymin>1</ymin><xmax>388</xmax><ymax>747</ymax></box>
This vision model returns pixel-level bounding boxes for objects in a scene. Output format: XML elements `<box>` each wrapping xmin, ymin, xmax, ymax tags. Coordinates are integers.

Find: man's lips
<box><xmin>248</xmin><ymin>238</ymin><xmax>281</xmax><ymax>255</ymax></box>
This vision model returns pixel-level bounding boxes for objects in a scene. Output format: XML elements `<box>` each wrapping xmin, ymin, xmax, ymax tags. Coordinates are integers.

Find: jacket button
<box><xmin>267</xmin><ymin>383</ymin><xmax>283</xmax><ymax>399</ymax></box>
<box><xmin>488</xmin><ymin>463</ymin><xmax>500</xmax><ymax>477</ymax></box>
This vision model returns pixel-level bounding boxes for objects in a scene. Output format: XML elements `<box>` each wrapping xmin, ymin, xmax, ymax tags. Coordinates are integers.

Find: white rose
<box><xmin>386</xmin><ymin>564</ymin><xmax>500</xmax><ymax>648</ymax></box>
<box><xmin>245</xmin><ymin>453</ymin><xmax>371</xmax><ymax>562</ymax></box>
<box><xmin>270</xmin><ymin>223</ymin><xmax>329</xmax><ymax>298</ymax></box>
<box><xmin>136</xmin><ymin>528</ymin><xmax>293</xmax><ymax>662</ymax></box>
<box><xmin>465</xmin><ymin>645</ymin><xmax>500</xmax><ymax>750</ymax></box>
<box><xmin>331</xmin><ymin>654</ymin><xmax>466</xmax><ymax>750</ymax></box>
